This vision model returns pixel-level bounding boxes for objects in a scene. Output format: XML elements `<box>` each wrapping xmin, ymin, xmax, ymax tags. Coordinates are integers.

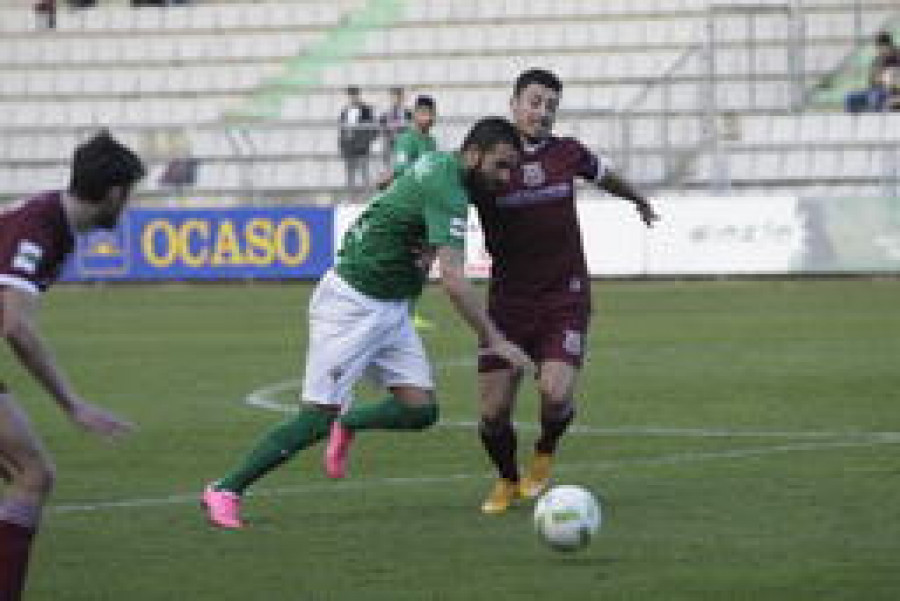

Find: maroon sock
<box><xmin>479</xmin><ymin>417</ymin><xmax>519</xmax><ymax>482</ymax></box>
<box><xmin>0</xmin><ymin>520</ymin><xmax>35</xmax><ymax>601</ymax></box>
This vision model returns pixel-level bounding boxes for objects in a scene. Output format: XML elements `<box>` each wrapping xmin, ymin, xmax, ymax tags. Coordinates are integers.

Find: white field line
<box><xmin>49</xmin><ymin>374</ymin><xmax>900</xmax><ymax>516</ymax></box>
<box><xmin>51</xmin><ymin>436</ymin><xmax>900</xmax><ymax>515</ymax></box>
<box><xmin>243</xmin><ymin>378</ymin><xmax>900</xmax><ymax>441</ymax></box>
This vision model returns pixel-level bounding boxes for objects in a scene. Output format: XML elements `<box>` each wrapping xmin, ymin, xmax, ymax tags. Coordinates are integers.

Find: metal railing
<box><xmin>617</xmin><ymin>44</ymin><xmax>706</xmax><ymax>188</ymax></box>
<box><xmin>882</xmin><ymin>139</ymin><xmax>900</xmax><ymax>198</ymax></box>
<box><xmin>703</xmin><ymin>1</ymin><xmax>808</xmax><ymax>192</ymax></box>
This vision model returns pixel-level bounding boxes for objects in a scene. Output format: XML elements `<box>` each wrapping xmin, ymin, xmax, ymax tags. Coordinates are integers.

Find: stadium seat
<box><xmin>0</xmin><ymin>0</ymin><xmax>896</xmax><ymax>202</ymax></box>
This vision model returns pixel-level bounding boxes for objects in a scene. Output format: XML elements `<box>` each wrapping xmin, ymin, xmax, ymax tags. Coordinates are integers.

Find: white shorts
<box><xmin>301</xmin><ymin>270</ymin><xmax>434</xmax><ymax>409</ymax></box>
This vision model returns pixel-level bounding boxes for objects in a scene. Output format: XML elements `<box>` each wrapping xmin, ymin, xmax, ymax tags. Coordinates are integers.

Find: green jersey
<box><xmin>392</xmin><ymin>128</ymin><xmax>438</xmax><ymax>176</ymax></box>
<box><xmin>336</xmin><ymin>151</ymin><xmax>468</xmax><ymax>300</ymax></box>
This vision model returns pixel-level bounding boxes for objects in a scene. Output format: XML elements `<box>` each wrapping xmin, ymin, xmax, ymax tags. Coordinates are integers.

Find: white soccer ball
<box><xmin>533</xmin><ymin>485</ymin><xmax>601</xmax><ymax>552</ymax></box>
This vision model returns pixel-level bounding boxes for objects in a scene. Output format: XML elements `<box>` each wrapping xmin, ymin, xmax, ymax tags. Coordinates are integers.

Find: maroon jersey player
<box><xmin>472</xmin><ymin>69</ymin><xmax>658</xmax><ymax>514</ymax></box>
<box><xmin>0</xmin><ymin>132</ymin><xmax>144</xmax><ymax>600</ymax></box>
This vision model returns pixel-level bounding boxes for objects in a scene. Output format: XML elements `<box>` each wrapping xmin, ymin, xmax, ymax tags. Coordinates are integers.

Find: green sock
<box><xmin>215</xmin><ymin>406</ymin><xmax>334</xmax><ymax>494</ymax></box>
<box><xmin>339</xmin><ymin>395</ymin><xmax>439</xmax><ymax>432</ymax></box>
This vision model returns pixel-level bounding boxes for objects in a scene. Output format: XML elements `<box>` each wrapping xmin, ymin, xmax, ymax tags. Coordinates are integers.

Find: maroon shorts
<box><xmin>479</xmin><ymin>292</ymin><xmax>591</xmax><ymax>372</ymax></box>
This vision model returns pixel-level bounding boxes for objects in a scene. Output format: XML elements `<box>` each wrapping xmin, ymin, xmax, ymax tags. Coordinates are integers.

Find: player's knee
<box><xmin>539</xmin><ymin>381</ymin><xmax>573</xmax><ymax>408</ymax></box>
<box><xmin>408</xmin><ymin>402</ymin><xmax>439</xmax><ymax>430</ymax></box>
<box><xmin>479</xmin><ymin>401</ymin><xmax>514</xmax><ymax>423</ymax></box>
<box><xmin>479</xmin><ymin>414</ymin><xmax>513</xmax><ymax>436</ymax></box>
<box><xmin>540</xmin><ymin>399</ymin><xmax>575</xmax><ymax>424</ymax></box>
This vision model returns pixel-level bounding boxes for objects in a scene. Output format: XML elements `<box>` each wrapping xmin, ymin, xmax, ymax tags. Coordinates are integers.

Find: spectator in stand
<box><xmin>158</xmin><ymin>129</ymin><xmax>199</xmax><ymax>201</ymax></box>
<box><xmin>33</xmin><ymin>0</ymin><xmax>56</xmax><ymax>29</ymax></box>
<box><xmin>339</xmin><ymin>86</ymin><xmax>377</xmax><ymax>200</ymax></box>
<box><xmin>131</xmin><ymin>1</ymin><xmax>190</xmax><ymax>7</ymax></box>
<box><xmin>379</xmin><ymin>87</ymin><xmax>413</xmax><ymax>169</ymax></box>
<box><xmin>845</xmin><ymin>31</ymin><xmax>900</xmax><ymax>113</ymax></box>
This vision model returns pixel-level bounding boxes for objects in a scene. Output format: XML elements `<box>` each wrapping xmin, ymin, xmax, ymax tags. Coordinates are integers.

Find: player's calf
<box><xmin>535</xmin><ymin>401</ymin><xmax>575</xmax><ymax>456</ymax></box>
<box><xmin>520</xmin><ymin>401</ymin><xmax>575</xmax><ymax>499</ymax></box>
<box><xmin>338</xmin><ymin>395</ymin><xmax>438</xmax><ymax>432</ymax></box>
<box><xmin>478</xmin><ymin>416</ymin><xmax>520</xmax><ymax>483</ymax></box>
<box><xmin>397</xmin><ymin>402</ymin><xmax>439</xmax><ymax>430</ymax></box>
<box><xmin>326</xmin><ymin>399</ymin><xmax>439</xmax><ymax>478</ymax></box>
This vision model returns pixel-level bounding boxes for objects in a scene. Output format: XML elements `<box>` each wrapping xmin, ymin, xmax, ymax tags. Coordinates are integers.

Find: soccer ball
<box><xmin>533</xmin><ymin>485</ymin><xmax>601</xmax><ymax>552</ymax></box>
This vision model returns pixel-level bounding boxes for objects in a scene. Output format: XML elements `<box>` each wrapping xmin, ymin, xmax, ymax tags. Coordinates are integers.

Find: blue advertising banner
<box><xmin>63</xmin><ymin>207</ymin><xmax>333</xmax><ymax>281</ymax></box>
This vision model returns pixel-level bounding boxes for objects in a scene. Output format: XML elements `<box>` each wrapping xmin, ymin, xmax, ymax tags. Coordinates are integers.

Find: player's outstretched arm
<box><xmin>67</xmin><ymin>402</ymin><xmax>134</xmax><ymax>439</ymax></box>
<box><xmin>0</xmin><ymin>288</ymin><xmax>134</xmax><ymax>439</ymax></box>
<box><xmin>436</xmin><ymin>246</ymin><xmax>532</xmax><ymax>371</ymax></box>
<box><xmin>599</xmin><ymin>170</ymin><xmax>659</xmax><ymax>227</ymax></box>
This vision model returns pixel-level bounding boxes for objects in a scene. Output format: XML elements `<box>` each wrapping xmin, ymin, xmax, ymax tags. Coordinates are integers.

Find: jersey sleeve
<box><xmin>570</xmin><ymin>139</ymin><xmax>610</xmax><ymax>183</ymax></box>
<box><xmin>414</xmin><ymin>157</ymin><xmax>467</xmax><ymax>250</ymax></box>
<box><xmin>0</xmin><ymin>231</ymin><xmax>50</xmax><ymax>295</ymax></box>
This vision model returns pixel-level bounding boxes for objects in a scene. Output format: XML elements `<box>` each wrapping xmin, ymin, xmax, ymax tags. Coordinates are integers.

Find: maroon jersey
<box><xmin>473</xmin><ymin>136</ymin><xmax>606</xmax><ymax>300</ymax></box>
<box><xmin>0</xmin><ymin>191</ymin><xmax>75</xmax><ymax>295</ymax></box>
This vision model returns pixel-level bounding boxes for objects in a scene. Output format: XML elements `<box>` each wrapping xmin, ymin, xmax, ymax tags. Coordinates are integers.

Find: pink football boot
<box><xmin>202</xmin><ymin>484</ymin><xmax>244</xmax><ymax>529</ymax></box>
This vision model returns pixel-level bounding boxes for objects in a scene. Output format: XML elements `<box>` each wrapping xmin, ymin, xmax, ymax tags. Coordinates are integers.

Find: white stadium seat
<box><xmin>0</xmin><ymin>0</ymin><xmax>896</xmax><ymax>201</ymax></box>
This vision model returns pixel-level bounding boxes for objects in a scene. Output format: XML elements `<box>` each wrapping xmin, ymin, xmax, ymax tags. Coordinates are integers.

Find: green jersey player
<box><xmin>203</xmin><ymin>117</ymin><xmax>531</xmax><ymax>529</ymax></box>
<box><xmin>377</xmin><ymin>95</ymin><xmax>439</xmax><ymax>330</ymax></box>
<box><xmin>376</xmin><ymin>95</ymin><xmax>438</xmax><ymax>188</ymax></box>
<box><xmin>391</xmin><ymin>96</ymin><xmax>437</xmax><ymax>175</ymax></box>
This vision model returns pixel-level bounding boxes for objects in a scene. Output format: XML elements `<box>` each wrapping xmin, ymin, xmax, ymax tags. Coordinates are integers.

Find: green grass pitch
<box><xmin>3</xmin><ymin>279</ymin><xmax>899</xmax><ymax>600</ymax></box>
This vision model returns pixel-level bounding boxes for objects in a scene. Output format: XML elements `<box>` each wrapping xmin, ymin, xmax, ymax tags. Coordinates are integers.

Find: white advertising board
<box><xmin>335</xmin><ymin>196</ymin><xmax>804</xmax><ymax>278</ymax></box>
<box><xmin>642</xmin><ymin>196</ymin><xmax>804</xmax><ymax>275</ymax></box>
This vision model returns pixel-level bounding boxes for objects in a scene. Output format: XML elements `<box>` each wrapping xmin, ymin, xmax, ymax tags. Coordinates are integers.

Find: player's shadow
<box><xmin>541</xmin><ymin>555</ymin><xmax>618</xmax><ymax>568</ymax></box>
<box><xmin>547</xmin><ymin>555</ymin><xmax>618</xmax><ymax>583</ymax></box>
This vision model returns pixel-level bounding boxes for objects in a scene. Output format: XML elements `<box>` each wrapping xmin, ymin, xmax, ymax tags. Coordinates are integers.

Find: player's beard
<box><xmin>96</xmin><ymin>189</ymin><xmax>128</xmax><ymax>229</ymax></box>
<box><xmin>96</xmin><ymin>204</ymin><xmax>124</xmax><ymax>230</ymax></box>
<box><xmin>463</xmin><ymin>160</ymin><xmax>499</xmax><ymax>197</ymax></box>
<box><xmin>412</xmin><ymin>244</ymin><xmax>437</xmax><ymax>275</ymax></box>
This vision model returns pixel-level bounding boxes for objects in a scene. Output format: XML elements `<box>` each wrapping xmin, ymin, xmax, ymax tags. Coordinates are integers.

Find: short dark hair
<box><xmin>347</xmin><ymin>85</ymin><xmax>361</xmax><ymax>96</ymax></box>
<box><xmin>513</xmin><ymin>68</ymin><xmax>563</xmax><ymax>98</ymax></box>
<box><xmin>69</xmin><ymin>131</ymin><xmax>145</xmax><ymax>203</ymax></box>
<box><xmin>414</xmin><ymin>95</ymin><xmax>436</xmax><ymax>110</ymax></box>
<box><xmin>461</xmin><ymin>117</ymin><xmax>522</xmax><ymax>154</ymax></box>
<box><xmin>876</xmin><ymin>31</ymin><xmax>894</xmax><ymax>46</ymax></box>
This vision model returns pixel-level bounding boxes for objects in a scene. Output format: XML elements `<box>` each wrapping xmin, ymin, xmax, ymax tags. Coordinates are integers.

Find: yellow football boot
<box><xmin>480</xmin><ymin>478</ymin><xmax>522</xmax><ymax>514</ymax></box>
<box><xmin>519</xmin><ymin>451</ymin><xmax>553</xmax><ymax>499</ymax></box>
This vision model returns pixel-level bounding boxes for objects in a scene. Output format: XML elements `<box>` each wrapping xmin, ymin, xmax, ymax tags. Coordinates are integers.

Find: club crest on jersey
<box><xmin>12</xmin><ymin>240</ymin><xmax>43</xmax><ymax>275</ymax></box>
<box><xmin>522</xmin><ymin>162</ymin><xmax>546</xmax><ymax>188</ymax></box>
